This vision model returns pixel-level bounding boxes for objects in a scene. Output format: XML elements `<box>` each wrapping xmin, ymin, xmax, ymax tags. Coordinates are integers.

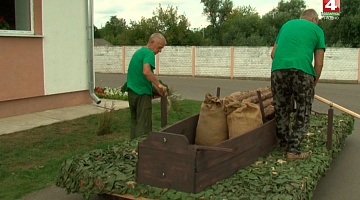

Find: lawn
<box><xmin>0</xmin><ymin>100</ymin><xmax>202</xmax><ymax>200</ymax></box>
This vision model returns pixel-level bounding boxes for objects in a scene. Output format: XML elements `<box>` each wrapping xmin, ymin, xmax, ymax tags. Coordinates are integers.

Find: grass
<box><xmin>0</xmin><ymin>99</ymin><xmax>202</xmax><ymax>200</ymax></box>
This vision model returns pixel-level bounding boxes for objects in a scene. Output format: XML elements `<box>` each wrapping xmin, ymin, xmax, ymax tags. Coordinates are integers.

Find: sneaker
<box><xmin>286</xmin><ymin>151</ymin><xmax>312</xmax><ymax>161</ymax></box>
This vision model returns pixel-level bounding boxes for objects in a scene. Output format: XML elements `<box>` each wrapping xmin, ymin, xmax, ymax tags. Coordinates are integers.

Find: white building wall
<box><xmin>94</xmin><ymin>46</ymin><xmax>359</xmax><ymax>82</ymax></box>
<box><xmin>42</xmin><ymin>0</ymin><xmax>89</xmax><ymax>95</ymax></box>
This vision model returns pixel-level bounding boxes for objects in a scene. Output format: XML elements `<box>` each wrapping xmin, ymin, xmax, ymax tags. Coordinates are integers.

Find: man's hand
<box><xmin>155</xmin><ymin>83</ymin><xmax>167</xmax><ymax>96</ymax></box>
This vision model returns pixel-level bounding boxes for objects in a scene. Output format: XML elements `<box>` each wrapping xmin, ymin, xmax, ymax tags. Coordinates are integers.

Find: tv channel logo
<box><xmin>322</xmin><ymin>0</ymin><xmax>340</xmax><ymax>16</ymax></box>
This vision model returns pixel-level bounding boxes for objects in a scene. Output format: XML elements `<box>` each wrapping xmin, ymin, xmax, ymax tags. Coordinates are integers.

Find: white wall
<box><xmin>43</xmin><ymin>0</ymin><xmax>89</xmax><ymax>95</ymax></box>
<box><xmin>234</xmin><ymin>47</ymin><xmax>272</xmax><ymax>78</ymax></box>
<box><xmin>94</xmin><ymin>46</ymin><xmax>359</xmax><ymax>82</ymax></box>
<box><xmin>159</xmin><ymin>46</ymin><xmax>193</xmax><ymax>76</ymax></box>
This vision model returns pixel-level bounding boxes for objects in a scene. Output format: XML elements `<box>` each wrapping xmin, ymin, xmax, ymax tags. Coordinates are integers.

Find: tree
<box><xmin>152</xmin><ymin>5</ymin><xmax>191</xmax><ymax>45</ymax></box>
<box><xmin>262</xmin><ymin>0</ymin><xmax>306</xmax><ymax>45</ymax></box>
<box><xmin>339</xmin><ymin>0</ymin><xmax>360</xmax><ymax>17</ymax></box>
<box><xmin>127</xmin><ymin>4</ymin><xmax>193</xmax><ymax>45</ymax></box>
<box><xmin>201</xmin><ymin>0</ymin><xmax>233</xmax><ymax>45</ymax></box>
<box><xmin>221</xmin><ymin>6</ymin><xmax>268</xmax><ymax>46</ymax></box>
<box><xmin>319</xmin><ymin>0</ymin><xmax>360</xmax><ymax>47</ymax></box>
<box><xmin>94</xmin><ymin>26</ymin><xmax>101</xmax><ymax>38</ymax></box>
<box><xmin>100</xmin><ymin>16</ymin><xmax>128</xmax><ymax>45</ymax></box>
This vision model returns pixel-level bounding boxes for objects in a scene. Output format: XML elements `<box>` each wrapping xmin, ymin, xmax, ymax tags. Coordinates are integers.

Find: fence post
<box><xmin>122</xmin><ymin>46</ymin><xmax>126</xmax><ymax>74</ymax></box>
<box><xmin>327</xmin><ymin>106</ymin><xmax>334</xmax><ymax>150</ymax></box>
<box><xmin>161</xmin><ymin>96</ymin><xmax>167</xmax><ymax>127</ymax></box>
<box><xmin>192</xmin><ymin>46</ymin><xmax>196</xmax><ymax>77</ymax></box>
<box><xmin>156</xmin><ymin>53</ymin><xmax>160</xmax><ymax>75</ymax></box>
<box><xmin>358</xmin><ymin>48</ymin><xmax>360</xmax><ymax>83</ymax></box>
<box><xmin>230</xmin><ymin>46</ymin><xmax>234</xmax><ymax>79</ymax></box>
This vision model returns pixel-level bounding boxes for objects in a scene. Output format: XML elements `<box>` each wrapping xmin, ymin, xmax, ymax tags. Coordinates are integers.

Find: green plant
<box><xmin>96</xmin><ymin>102</ymin><xmax>115</xmax><ymax>136</ymax></box>
<box><xmin>158</xmin><ymin>80</ymin><xmax>181</xmax><ymax>112</ymax></box>
<box><xmin>0</xmin><ymin>16</ymin><xmax>10</xmax><ymax>30</ymax></box>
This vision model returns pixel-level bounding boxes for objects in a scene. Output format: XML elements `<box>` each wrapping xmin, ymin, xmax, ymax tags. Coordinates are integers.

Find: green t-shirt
<box><xmin>127</xmin><ymin>47</ymin><xmax>155</xmax><ymax>95</ymax></box>
<box><xmin>272</xmin><ymin>19</ymin><xmax>326</xmax><ymax>76</ymax></box>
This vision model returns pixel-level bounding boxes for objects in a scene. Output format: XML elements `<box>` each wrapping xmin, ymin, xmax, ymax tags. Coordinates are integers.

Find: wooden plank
<box><xmin>194</xmin><ymin>133</ymin><xmax>278</xmax><ymax>193</ymax></box>
<box><xmin>160</xmin><ymin>114</ymin><xmax>199</xmax><ymax>144</ymax></box>
<box><xmin>160</xmin><ymin>96</ymin><xmax>167</xmax><ymax>127</ymax></box>
<box><xmin>195</xmin><ymin>119</ymin><xmax>277</xmax><ymax>172</ymax></box>
<box><xmin>138</xmin><ymin>131</ymin><xmax>194</xmax><ymax>155</ymax></box>
<box><xmin>136</xmin><ymin>148</ymin><xmax>196</xmax><ymax>193</ymax></box>
<box><xmin>257</xmin><ymin>90</ymin><xmax>267</xmax><ymax>123</ymax></box>
<box><xmin>99</xmin><ymin>193</ymin><xmax>150</xmax><ymax>200</ymax></box>
<box><xmin>136</xmin><ymin>111</ymin><xmax>278</xmax><ymax>193</ymax></box>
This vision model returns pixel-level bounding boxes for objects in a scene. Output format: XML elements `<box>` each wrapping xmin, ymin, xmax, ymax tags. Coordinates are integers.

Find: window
<box><xmin>0</xmin><ymin>0</ymin><xmax>33</xmax><ymax>34</ymax></box>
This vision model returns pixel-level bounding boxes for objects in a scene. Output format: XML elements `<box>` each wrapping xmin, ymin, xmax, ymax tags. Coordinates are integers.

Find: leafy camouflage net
<box><xmin>56</xmin><ymin>113</ymin><xmax>354</xmax><ymax>200</ymax></box>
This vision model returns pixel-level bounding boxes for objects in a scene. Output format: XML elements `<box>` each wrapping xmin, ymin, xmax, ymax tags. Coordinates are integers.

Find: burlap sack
<box><xmin>195</xmin><ymin>93</ymin><xmax>228</xmax><ymax>146</ymax></box>
<box><xmin>225</xmin><ymin>96</ymin><xmax>263</xmax><ymax>139</ymax></box>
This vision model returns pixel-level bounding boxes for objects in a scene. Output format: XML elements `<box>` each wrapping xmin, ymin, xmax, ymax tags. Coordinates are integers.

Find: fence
<box><xmin>94</xmin><ymin>46</ymin><xmax>360</xmax><ymax>82</ymax></box>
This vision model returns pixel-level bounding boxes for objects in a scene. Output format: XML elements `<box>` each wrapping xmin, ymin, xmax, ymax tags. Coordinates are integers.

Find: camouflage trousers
<box><xmin>271</xmin><ymin>69</ymin><xmax>315</xmax><ymax>154</ymax></box>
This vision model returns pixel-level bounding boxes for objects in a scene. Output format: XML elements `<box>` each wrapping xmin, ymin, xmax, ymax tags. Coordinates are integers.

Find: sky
<box><xmin>93</xmin><ymin>0</ymin><xmax>323</xmax><ymax>29</ymax></box>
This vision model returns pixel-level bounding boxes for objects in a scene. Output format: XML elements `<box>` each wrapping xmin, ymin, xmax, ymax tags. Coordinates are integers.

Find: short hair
<box><xmin>148</xmin><ymin>33</ymin><xmax>167</xmax><ymax>44</ymax></box>
<box><xmin>300</xmin><ymin>9</ymin><xmax>319</xmax><ymax>20</ymax></box>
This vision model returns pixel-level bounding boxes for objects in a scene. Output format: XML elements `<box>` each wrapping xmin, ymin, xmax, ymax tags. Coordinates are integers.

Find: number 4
<box><xmin>325</xmin><ymin>0</ymin><xmax>338</xmax><ymax>11</ymax></box>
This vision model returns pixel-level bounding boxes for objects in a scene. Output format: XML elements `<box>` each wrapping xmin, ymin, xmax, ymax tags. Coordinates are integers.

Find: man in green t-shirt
<box><xmin>270</xmin><ymin>9</ymin><xmax>325</xmax><ymax>161</ymax></box>
<box><xmin>127</xmin><ymin>33</ymin><xmax>167</xmax><ymax>140</ymax></box>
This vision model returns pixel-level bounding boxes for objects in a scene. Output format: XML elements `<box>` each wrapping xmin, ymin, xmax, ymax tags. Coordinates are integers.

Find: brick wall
<box><xmin>94</xmin><ymin>46</ymin><xmax>360</xmax><ymax>82</ymax></box>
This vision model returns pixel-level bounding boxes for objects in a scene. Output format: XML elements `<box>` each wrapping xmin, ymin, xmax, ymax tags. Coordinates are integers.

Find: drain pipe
<box><xmin>87</xmin><ymin>0</ymin><xmax>101</xmax><ymax>104</ymax></box>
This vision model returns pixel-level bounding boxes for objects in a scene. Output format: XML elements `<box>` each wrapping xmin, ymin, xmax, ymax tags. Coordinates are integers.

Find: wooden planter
<box><xmin>136</xmin><ymin>113</ymin><xmax>278</xmax><ymax>193</ymax></box>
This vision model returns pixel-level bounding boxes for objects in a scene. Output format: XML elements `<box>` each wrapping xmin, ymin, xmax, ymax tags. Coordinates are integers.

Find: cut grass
<box><xmin>0</xmin><ymin>100</ymin><xmax>202</xmax><ymax>200</ymax></box>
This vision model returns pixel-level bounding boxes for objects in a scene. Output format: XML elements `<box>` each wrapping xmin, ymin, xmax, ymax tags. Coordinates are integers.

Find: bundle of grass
<box><xmin>96</xmin><ymin>102</ymin><xmax>115</xmax><ymax>136</ymax></box>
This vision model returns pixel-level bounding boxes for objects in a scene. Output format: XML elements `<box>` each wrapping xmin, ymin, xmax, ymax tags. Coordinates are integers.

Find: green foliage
<box><xmin>55</xmin><ymin>112</ymin><xmax>355</xmax><ymax>200</ymax></box>
<box><xmin>96</xmin><ymin>103</ymin><xmax>115</xmax><ymax>136</ymax></box>
<box><xmin>222</xmin><ymin>11</ymin><xmax>267</xmax><ymax>46</ymax></box>
<box><xmin>94</xmin><ymin>26</ymin><xmax>101</xmax><ymax>38</ymax></box>
<box><xmin>98</xmin><ymin>16</ymin><xmax>129</xmax><ymax>45</ymax></box>
<box><xmin>152</xmin><ymin>5</ymin><xmax>191</xmax><ymax>45</ymax></box>
<box><xmin>201</xmin><ymin>0</ymin><xmax>233</xmax><ymax>45</ymax></box>
<box><xmin>94</xmin><ymin>0</ymin><xmax>360</xmax><ymax>47</ymax></box>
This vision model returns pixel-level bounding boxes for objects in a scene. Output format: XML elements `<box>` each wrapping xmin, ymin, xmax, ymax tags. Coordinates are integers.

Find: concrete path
<box><xmin>10</xmin><ymin>73</ymin><xmax>360</xmax><ymax>199</ymax></box>
<box><xmin>0</xmin><ymin>99</ymin><xmax>129</xmax><ymax>136</ymax></box>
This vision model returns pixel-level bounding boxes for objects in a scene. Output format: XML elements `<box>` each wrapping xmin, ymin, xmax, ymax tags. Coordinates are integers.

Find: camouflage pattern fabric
<box><xmin>271</xmin><ymin>69</ymin><xmax>315</xmax><ymax>154</ymax></box>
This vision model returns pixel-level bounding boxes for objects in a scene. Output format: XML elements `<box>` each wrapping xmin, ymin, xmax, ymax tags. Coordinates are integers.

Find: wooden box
<box><xmin>136</xmin><ymin>113</ymin><xmax>278</xmax><ymax>193</ymax></box>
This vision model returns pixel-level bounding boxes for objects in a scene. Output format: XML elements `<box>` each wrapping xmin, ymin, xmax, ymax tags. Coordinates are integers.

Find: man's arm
<box><xmin>314</xmin><ymin>48</ymin><xmax>325</xmax><ymax>86</ymax></box>
<box><xmin>270</xmin><ymin>44</ymin><xmax>277</xmax><ymax>60</ymax></box>
<box><xmin>143</xmin><ymin>63</ymin><xmax>167</xmax><ymax>96</ymax></box>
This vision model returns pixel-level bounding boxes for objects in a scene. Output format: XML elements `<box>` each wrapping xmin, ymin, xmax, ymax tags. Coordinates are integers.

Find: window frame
<box><xmin>0</xmin><ymin>0</ymin><xmax>35</xmax><ymax>36</ymax></box>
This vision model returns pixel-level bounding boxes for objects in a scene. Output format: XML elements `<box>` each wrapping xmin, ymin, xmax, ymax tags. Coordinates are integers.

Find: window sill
<box><xmin>0</xmin><ymin>32</ymin><xmax>43</xmax><ymax>38</ymax></box>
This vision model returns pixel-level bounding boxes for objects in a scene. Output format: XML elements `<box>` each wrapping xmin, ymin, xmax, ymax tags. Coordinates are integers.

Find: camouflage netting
<box><xmin>56</xmin><ymin>113</ymin><xmax>354</xmax><ymax>200</ymax></box>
